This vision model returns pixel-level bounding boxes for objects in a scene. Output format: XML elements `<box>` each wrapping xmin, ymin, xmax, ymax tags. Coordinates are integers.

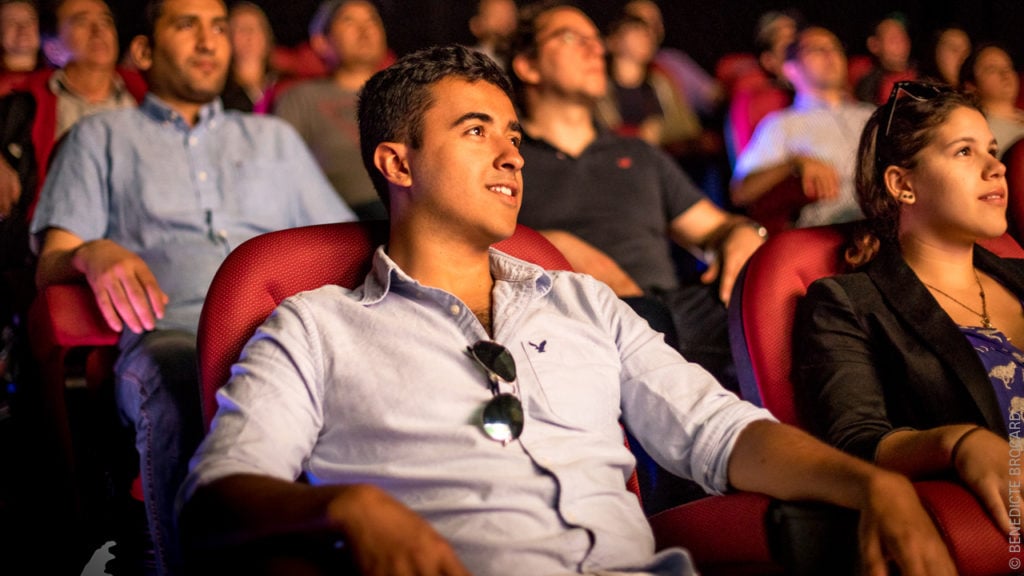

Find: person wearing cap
<box><xmin>272</xmin><ymin>0</ymin><xmax>391</xmax><ymax>220</ymax></box>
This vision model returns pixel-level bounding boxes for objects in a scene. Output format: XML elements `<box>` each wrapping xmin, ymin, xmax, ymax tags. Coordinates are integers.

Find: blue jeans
<box><xmin>115</xmin><ymin>329</ymin><xmax>203</xmax><ymax>576</ymax></box>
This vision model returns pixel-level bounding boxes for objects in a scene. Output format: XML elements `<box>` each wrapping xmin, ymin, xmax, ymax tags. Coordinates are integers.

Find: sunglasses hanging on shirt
<box><xmin>466</xmin><ymin>340</ymin><xmax>524</xmax><ymax>445</ymax></box>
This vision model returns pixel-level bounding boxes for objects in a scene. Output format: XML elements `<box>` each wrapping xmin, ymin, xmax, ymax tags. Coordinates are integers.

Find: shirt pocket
<box><xmin>226</xmin><ymin>160</ymin><xmax>296</xmax><ymax>230</ymax></box>
<box><xmin>519</xmin><ymin>338</ymin><xmax>622</xmax><ymax>433</ymax></box>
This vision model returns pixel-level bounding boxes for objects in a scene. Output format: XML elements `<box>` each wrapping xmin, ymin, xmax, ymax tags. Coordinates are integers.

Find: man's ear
<box><xmin>866</xmin><ymin>35</ymin><xmax>881</xmax><ymax>58</ymax></box>
<box><xmin>884</xmin><ymin>165</ymin><xmax>916</xmax><ymax>204</ymax></box>
<box><xmin>468</xmin><ymin>15</ymin><xmax>483</xmax><ymax>41</ymax></box>
<box><xmin>309</xmin><ymin>34</ymin><xmax>336</xmax><ymax>62</ymax></box>
<box><xmin>781</xmin><ymin>60</ymin><xmax>800</xmax><ymax>87</ymax></box>
<box><xmin>373</xmin><ymin>142</ymin><xmax>412</xmax><ymax>189</ymax></box>
<box><xmin>129</xmin><ymin>35</ymin><xmax>153</xmax><ymax>71</ymax></box>
<box><xmin>511</xmin><ymin>53</ymin><xmax>540</xmax><ymax>86</ymax></box>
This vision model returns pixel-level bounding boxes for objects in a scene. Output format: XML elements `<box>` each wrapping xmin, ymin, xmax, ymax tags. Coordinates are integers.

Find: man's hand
<box><xmin>0</xmin><ymin>155</ymin><xmax>21</xmax><ymax>219</ymax></box>
<box><xmin>329</xmin><ymin>484</ymin><xmax>471</xmax><ymax>576</ymax></box>
<box><xmin>700</xmin><ymin>222</ymin><xmax>766</xmax><ymax>305</ymax></box>
<box><xmin>72</xmin><ymin>238</ymin><xmax>168</xmax><ymax>333</ymax></box>
<box><xmin>794</xmin><ymin>157</ymin><xmax>841</xmax><ymax>201</ymax></box>
<box><xmin>857</xmin><ymin>472</ymin><xmax>957</xmax><ymax>576</ymax></box>
<box><xmin>728</xmin><ymin>421</ymin><xmax>957</xmax><ymax>576</ymax></box>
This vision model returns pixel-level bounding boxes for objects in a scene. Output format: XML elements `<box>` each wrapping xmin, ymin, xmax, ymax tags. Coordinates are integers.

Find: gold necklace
<box><xmin>924</xmin><ymin>269</ymin><xmax>993</xmax><ymax>329</ymax></box>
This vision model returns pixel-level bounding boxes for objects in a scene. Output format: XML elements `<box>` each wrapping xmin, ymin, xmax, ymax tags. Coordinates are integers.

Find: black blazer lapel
<box><xmin>866</xmin><ymin>245</ymin><xmax>1006</xmax><ymax>432</ymax></box>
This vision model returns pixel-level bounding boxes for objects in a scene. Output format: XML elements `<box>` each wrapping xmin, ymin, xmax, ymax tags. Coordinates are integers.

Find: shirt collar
<box><xmin>48</xmin><ymin>68</ymin><xmax>128</xmax><ymax>101</ymax></box>
<box><xmin>356</xmin><ymin>245</ymin><xmax>554</xmax><ymax>305</ymax></box>
<box><xmin>520</xmin><ymin>121</ymin><xmax>613</xmax><ymax>158</ymax></box>
<box><xmin>140</xmin><ymin>92</ymin><xmax>223</xmax><ymax>129</ymax></box>
<box><xmin>792</xmin><ymin>92</ymin><xmax>852</xmax><ymax>112</ymax></box>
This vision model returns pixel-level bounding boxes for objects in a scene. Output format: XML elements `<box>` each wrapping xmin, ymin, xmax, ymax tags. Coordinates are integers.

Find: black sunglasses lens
<box><xmin>482</xmin><ymin>393</ymin><xmax>524</xmax><ymax>443</ymax></box>
<box><xmin>471</xmin><ymin>341</ymin><xmax>517</xmax><ymax>382</ymax></box>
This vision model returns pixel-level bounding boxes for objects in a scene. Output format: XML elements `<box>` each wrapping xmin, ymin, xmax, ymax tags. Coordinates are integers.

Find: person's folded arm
<box><xmin>538</xmin><ymin>229</ymin><xmax>644</xmax><ymax>297</ymax></box>
<box><xmin>182</xmin><ymin>474</ymin><xmax>472</xmax><ymax>576</ymax></box>
<box><xmin>727</xmin><ymin>420</ymin><xmax>957</xmax><ymax>576</ymax></box>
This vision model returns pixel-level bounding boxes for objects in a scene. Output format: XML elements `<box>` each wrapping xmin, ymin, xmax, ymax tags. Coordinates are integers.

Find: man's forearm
<box><xmin>180</xmin><ymin>474</ymin><xmax>355</xmax><ymax>551</ymax></box>
<box><xmin>726</xmin><ymin>420</ymin><xmax>895</xmax><ymax>509</ymax></box>
<box><xmin>730</xmin><ymin>161</ymin><xmax>798</xmax><ymax>207</ymax></box>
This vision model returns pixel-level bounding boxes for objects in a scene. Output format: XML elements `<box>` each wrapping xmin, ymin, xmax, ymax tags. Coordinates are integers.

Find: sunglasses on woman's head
<box><xmin>466</xmin><ymin>340</ymin><xmax>524</xmax><ymax>445</ymax></box>
<box><xmin>878</xmin><ymin>81</ymin><xmax>954</xmax><ymax>143</ymax></box>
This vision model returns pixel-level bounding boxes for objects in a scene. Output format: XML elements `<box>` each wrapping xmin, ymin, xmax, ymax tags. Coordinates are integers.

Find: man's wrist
<box><xmin>699</xmin><ymin>217</ymin><xmax>766</xmax><ymax>264</ymax></box>
<box><xmin>68</xmin><ymin>239</ymin><xmax>97</xmax><ymax>272</ymax></box>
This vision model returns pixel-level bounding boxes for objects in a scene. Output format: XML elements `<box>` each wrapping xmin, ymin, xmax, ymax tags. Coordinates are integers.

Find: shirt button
<box><xmin>189</xmin><ymin>136</ymin><xmax>198</xmax><ymax>146</ymax></box>
<box><xmin>449</xmin><ymin>304</ymin><xmax>460</xmax><ymax>315</ymax></box>
<box><xmin>217</xmin><ymin>230</ymin><xmax>228</xmax><ymax>240</ymax></box>
<box><xmin>198</xmin><ymin>171</ymin><xmax>208</xmax><ymax>182</ymax></box>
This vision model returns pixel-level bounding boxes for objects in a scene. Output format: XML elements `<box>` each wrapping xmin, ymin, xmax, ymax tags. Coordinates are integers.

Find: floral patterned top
<box><xmin>961</xmin><ymin>325</ymin><xmax>1024</xmax><ymax>427</ymax></box>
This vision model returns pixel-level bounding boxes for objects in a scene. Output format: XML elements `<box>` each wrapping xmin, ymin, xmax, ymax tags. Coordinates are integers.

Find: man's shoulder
<box><xmin>66</xmin><ymin>105</ymin><xmax>141</xmax><ymax>137</ymax></box>
<box><xmin>273</xmin><ymin>78</ymin><xmax>340</xmax><ymax>106</ymax></box>
<box><xmin>219</xmin><ymin>108</ymin><xmax>303</xmax><ymax>140</ymax></box>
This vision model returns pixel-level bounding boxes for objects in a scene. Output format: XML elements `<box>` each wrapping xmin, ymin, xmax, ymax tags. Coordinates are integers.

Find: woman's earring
<box><xmin>899</xmin><ymin>192</ymin><xmax>915</xmax><ymax>204</ymax></box>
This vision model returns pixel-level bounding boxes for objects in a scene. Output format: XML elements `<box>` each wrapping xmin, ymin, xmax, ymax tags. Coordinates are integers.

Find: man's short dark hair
<box><xmin>357</xmin><ymin>44</ymin><xmax>514</xmax><ymax>209</ymax></box>
<box><xmin>308</xmin><ymin>0</ymin><xmax>369</xmax><ymax>38</ymax></box>
<box><xmin>141</xmin><ymin>0</ymin><xmax>166</xmax><ymax>40</ymax></box>
<box><xmin>142</xmin><ymin>0</ymin><xmax>225</xmax><ymax>40</ymax></box>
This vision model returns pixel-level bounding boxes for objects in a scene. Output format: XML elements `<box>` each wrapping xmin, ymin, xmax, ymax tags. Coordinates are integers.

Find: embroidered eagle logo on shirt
<box><xmin>528</xmin><ymin>340</ymin><xmax>547</xmax><ymax>353</ymax></box>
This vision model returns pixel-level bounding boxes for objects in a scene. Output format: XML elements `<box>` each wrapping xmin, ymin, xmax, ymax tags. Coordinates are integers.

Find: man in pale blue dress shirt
<box><xmin>29</xmin><ymin>0</ymin><xmax>355</xmax><ymax>573</ymax></box>
<box><xmin>732</xmin><ymin>26</ymin><xmax>875</xmax><ymax>227</ymax></box>
<box><xmin>181</xmin><ymin>44</ymin><xmax>954</xmax><ymax>576</ymax></box>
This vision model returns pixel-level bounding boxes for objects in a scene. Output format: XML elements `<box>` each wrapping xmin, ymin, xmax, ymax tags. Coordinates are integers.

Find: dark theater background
<box><xmin>98</xmin><ymin>0</ymin><xmax>1023</xmax><ymax>74</ymax></box>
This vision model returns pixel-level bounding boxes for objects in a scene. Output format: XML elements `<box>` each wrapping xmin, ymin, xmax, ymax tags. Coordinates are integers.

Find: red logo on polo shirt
<box><xmin>617</xmin><ymin>156</ymin><xmax>633</xmax><ymax>169</ymax></box>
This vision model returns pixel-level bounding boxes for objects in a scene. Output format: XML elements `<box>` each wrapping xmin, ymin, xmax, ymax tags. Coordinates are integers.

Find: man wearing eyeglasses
<box><xmin>182</xmin><ymin>43</ymin><xmax>956</xmax><ymax>576</ymax></box>
<box><xmin>510</xmin><ymin>0</ymin><xmax>762</xmax><ymax>404</ymax></box>
<box><xmin>731</xmin><ymin>25</ymin><xmax>875</xmax><ymax>227</ymax></box>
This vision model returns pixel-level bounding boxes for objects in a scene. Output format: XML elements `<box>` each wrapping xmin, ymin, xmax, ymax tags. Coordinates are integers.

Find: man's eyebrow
<box><xmin>451</xmin><ymin>112</ymin><xmax>494</xmax><ymax>128</ymax></box>
<box><xmin>509</xmin><ymin>120</ymin><xmax>522</xmax><ymax>134</ymax></box>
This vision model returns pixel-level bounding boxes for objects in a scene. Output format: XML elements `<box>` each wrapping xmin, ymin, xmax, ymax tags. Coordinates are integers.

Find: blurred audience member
<box><xmin>468</xmin><ymin>0</ymin><xmax>516</xmax><ymax>68</ymax></box>
<box><xmin>0</xmin><ymin>0</ymin><xmax>145</xmax><ymax>342</ymax></box>
<box><xmin>961</xmin><ymin>43</ymin><xmax>1024</xmax><ymax>158</ymax></box>
<box><xmin>0</xmin><ymin>0</ymin><xmax>41</xmax><ymax>93</ymax></box>
<box><xmin>921</xmin><ymin>26</ymin><xmax>971</xmax><ymax>87</ymax></box>
<box><xmin>221</xmin><ymin>1</ymin><xmax>275</xmax><ymax>112</ymax></box>
<box><xmin>597</xmin><ymin>12</ymin><xmax>664</xmax><ymax>146</ymax></box>
<box><xmin>510</xmin><ymin>1</ymin><xmax>765</xmax><ymax>399</ymax></box>
<box><xmin>854</xmin><ymin>13</ymin><xmax>919</xmax><ymax>105</ymax></box>
<box><xmin>273</xmin><ymin>0</ymin><xmax>388</xmax><ymax>220</ymax></box>
<box><xmin>623</xmin><ymin>0</ymin><xmax>722</xmax><ymax>119</ymax></box>
<box><xmin>732</xmin><ymin>26</ymin><xmax>873</xmax><ymax>227</ymax></box>
<box><xmin>753</xmin><ymin>9</ymin><xmax>799</xmax><ymax>86</ymax></box>
<box><xmin>30</xmin><ymin>0</ymin><xmax>355</xmax><ymax>572</ymax></box>
<box><xmin>724</xmin><ymin>9</ymin><xmax>798</xmax><ymax>166</ymax></box>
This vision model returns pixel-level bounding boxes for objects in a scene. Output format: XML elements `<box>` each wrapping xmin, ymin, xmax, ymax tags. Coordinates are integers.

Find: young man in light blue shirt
<box><xmin>182</xmin><ymin>44</ymin><xmax>955</xmax><ymax>576</ymax></box>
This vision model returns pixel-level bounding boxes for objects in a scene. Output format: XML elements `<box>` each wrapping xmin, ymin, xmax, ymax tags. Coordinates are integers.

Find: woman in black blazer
<box><xmin>794</xmin><ymin>82</ymin><xmax>1023</xmax><ymax>535</ymax></box>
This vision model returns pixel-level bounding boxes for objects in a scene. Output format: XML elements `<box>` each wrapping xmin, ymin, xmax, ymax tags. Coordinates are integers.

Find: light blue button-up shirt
<box><xmin>31</xmin><ymin>94</ymin><xmax>356</xmax><ymax>333</ymax></box>
<box><xmin>186</xmin><ymin>247</ymin><xmax>775</xmax><ymax>575</ymax></box>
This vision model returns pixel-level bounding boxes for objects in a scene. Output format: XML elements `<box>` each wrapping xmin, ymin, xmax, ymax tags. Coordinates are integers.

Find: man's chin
<box><xmin>184</xmin><ymin>85</ymin><xmax>227</xmax><ymax>104</ymax></box>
